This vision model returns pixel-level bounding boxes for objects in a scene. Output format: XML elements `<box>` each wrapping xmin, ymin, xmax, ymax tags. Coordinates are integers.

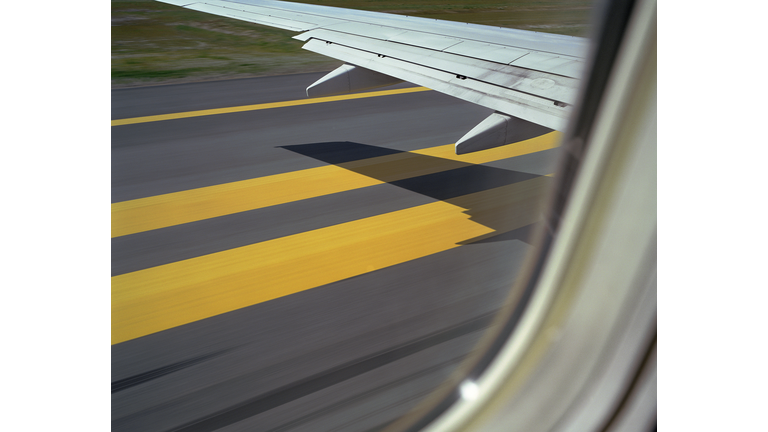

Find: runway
<box><xmin>111</xmin><ymin>73</ymin><xmax>561</xmax><ymax>431</ymax></box>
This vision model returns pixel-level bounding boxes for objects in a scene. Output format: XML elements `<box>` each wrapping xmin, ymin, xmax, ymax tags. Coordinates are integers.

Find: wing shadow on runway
<box><xmin>280</xmin><ymin>142</ymin><xmax>552</xmax><ymax>245</ymax></box>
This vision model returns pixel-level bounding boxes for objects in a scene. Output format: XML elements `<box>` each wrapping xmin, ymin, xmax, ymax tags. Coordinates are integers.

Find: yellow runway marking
<box><xmin>111</xmin><ymin>175</ymin><xmax>551</xmax><ymax>344</ymax></box>
<box><xmin>111</xmin><ymin>132</ymin><xmax>561</xmax><ymax>238</ymax></box>
<box><xmin>111</xmin><ymin>87</ymin><xmax>432</xmax><ymax>126</ymax></box>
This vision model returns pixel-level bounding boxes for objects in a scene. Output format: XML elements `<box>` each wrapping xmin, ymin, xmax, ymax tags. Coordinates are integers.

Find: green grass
<box><xmin>112</xmin><ymin>68</ymin><xmax>209</xmax><ymax>79</ymax></box>
<box><xmin>112</xmin><ymin>0</ymin><xmax>594</xmax><ymax>87</ymax></box>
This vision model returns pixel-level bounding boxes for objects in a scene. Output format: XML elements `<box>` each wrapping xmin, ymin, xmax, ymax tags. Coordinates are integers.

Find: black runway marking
<box><xmin>112</xmin><ymin>349</ymin><xmax>232</xmax><ymax>394</ymax></box>
<box><xmin>167</xmin><ymin>312</ymin><xmax>496</xmax><ymax>432</ymax></box>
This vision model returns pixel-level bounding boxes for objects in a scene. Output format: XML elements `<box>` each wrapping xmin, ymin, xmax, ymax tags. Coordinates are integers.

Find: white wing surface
<box><xmin>157</xmin><ymin>0</ymin><xmax>588</xmax><ymax>153</ymax></box>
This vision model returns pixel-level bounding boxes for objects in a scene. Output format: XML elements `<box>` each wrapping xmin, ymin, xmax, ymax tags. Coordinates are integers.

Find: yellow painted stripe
<box><xmin>111</xmin><ymin>131</ymin><xmax>561</xmax><ymax>238</ymax></box>
<box><xmin>112</xmin><ymin>175</ymin><xmax>551</xmax><ymax>344</ymax></box>
<box><xmin>111</xmin><ymin>87</ymin><xmax>432</xmax><ymax>126</ymax></box>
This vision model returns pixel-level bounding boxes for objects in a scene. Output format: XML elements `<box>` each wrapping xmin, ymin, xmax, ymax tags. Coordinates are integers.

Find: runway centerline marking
<box><xmin>111</xmin><ymin>175</ymin><xmax>552</xmax><ymax>345</ymax></box>
<box><xmin>111</xmin><ymin>132</ymin><xmax>560</xmax><ymax>238</ymax></box>
<box><xmin>111</xmin><ymin>86</ymin><xmax>432</xmax><ymax>126</ymax></box>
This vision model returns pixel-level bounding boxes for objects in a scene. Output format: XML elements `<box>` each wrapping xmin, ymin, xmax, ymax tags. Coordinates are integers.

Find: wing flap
<box><xmin>303</xmin><ymin>39</ymin><xmax>570</xmax><ymax>131</ymax></box>
<box><xmin>314</xmin><ymin>22</ymin><xmax>411</xmax><ymax>41</ymax></box>
<box><xmin>299</xmin><ymin>29</ymin><xmax>579</xmax><ymax>106</ymax></box>
<box><xmin>386</xmin><ymin>31</ymin><xmax>463</xmax><ymax>51</ymax></box>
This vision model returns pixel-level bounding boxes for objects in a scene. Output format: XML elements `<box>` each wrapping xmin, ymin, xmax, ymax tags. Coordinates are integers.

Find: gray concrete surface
<box><xmin>111</xmin><ymin>74</ymin><xmax>559</xmax><ymax>432</ymax></box>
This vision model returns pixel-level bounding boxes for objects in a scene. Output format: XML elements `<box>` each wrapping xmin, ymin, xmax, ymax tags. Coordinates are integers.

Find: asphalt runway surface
<box><xmin>111</xmin><ymin>73</ymin><xmax>561</xmax><ymax>432</ymax></box>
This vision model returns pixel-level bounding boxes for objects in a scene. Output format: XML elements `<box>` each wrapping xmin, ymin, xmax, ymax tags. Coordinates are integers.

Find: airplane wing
<box><xmin>157</xmin><ymin>0</ymin><xmax>589</xmax><ymax>153</ymax></box>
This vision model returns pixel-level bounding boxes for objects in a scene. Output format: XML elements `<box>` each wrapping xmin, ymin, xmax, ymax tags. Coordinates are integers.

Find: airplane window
<box><xmin>111</xmin><ymin>1</ymin><xmax>655</xmax><ymax>431</ymax></box>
